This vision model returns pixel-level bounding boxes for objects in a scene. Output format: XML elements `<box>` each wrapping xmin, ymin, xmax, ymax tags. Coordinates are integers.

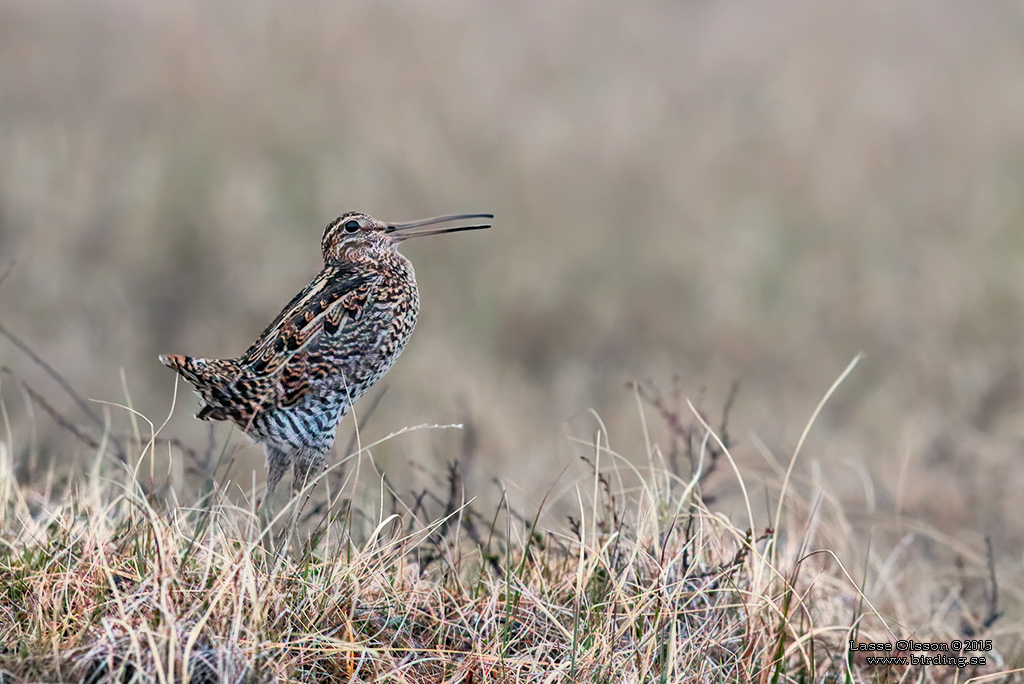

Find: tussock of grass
<box><xmin>0</xmin><ymin>387</ymin><xmax>1014</xmax><ymax>683</ymax></box>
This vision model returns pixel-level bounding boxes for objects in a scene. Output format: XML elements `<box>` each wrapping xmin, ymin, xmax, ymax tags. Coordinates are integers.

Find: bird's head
<box><xmin>321</xmin><ymin>211</ymin><xmax>493</xmax><ymax>263</ymax></box>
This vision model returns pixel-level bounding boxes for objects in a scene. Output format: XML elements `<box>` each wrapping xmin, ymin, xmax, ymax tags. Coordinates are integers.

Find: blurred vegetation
<box><xmin>2</xmin><ymin>0</ymin><xmax>1024</xmax><ymax>590</ymax></box>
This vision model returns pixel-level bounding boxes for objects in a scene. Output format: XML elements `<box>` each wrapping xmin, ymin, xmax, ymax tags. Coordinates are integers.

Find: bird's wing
<box><xmin>239</xmin><ymin>264</ymin><xmax>379</xmax><ymax>406</ymax></box>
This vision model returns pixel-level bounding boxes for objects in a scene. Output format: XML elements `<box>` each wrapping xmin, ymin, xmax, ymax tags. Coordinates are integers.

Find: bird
<box><xmin>159</xmin><ymin>211</ymin><xmax>492</xmax><ymax>515</ymax></box>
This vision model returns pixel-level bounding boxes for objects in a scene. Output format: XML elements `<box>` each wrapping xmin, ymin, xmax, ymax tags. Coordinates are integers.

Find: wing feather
<box><xmin>239</xmin><ymin>265</ymin><xmax>378</xmax><ymax>406</ymax></box>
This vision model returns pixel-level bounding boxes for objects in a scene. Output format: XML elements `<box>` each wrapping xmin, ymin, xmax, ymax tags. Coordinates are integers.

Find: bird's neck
<box><xmin>331</xmin><ymin>245</ymin><xmax>414</xmax><ymax>280</ymax></box>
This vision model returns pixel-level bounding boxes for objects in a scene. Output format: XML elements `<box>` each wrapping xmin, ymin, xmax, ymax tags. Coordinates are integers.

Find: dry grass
<box><xmin>0</xmin><ymin>362</ymin><xmax>1019</xmax><ymax>682</ymax></box>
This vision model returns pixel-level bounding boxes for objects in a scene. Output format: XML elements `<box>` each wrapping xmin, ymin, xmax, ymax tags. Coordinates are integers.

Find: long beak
<box><xmin>386</xmin><ymin>213</ymin><xmax>493</xmax><ymax>241</ymax></box>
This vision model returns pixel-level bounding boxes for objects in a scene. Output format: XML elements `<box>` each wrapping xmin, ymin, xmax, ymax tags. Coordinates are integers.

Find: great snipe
<box><xmin>159</xmin><ymin>211</ymin><xmax>492</xmax><ymax>514</ymax></box>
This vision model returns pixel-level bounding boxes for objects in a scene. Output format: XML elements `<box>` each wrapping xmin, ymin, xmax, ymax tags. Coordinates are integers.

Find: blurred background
<box><xmin>2</xmin><ymin>0</ymin><xmax>1024</xmax><ymax>563</ymax></box>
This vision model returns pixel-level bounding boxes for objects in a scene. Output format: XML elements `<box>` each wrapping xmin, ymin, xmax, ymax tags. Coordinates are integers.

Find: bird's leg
<box><xmin>261</xmin><ymin>445</ymin><xmax>291</xmax><ymax>522</ymax></box>
<box><xmin>292</xmin><ymin>447</ymin><xmax>326</xmax><ymax>496</ymax></box>
<box><xmin>273</xmin><ymin>447</ymin><xmax>326</xmax><ymax>552</ymax></box>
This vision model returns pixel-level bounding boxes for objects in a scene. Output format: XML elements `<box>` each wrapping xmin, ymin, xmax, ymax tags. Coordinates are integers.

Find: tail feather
<box><xmin>159</xmin><ymin>354</ymin><xmax>244</xmax><ymax>421</ymax></box>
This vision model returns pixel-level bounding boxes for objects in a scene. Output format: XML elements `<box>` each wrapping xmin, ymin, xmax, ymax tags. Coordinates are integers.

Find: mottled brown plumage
<box><xmin>160</xmin><ymin>211</ymin><xmax>492</xmax><ymax>512</ymax></box>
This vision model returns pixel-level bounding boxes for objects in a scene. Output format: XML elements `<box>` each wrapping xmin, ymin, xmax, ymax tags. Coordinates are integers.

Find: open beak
<box><xmin>386</xmin><ymin>213</ymin><xmax>493</xmax><ymax>241</ymax></box>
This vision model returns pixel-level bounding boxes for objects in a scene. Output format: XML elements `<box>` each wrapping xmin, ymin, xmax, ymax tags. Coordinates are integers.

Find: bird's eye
<box><xmin>343</xmin><ymin>219</ymin><xmax>361</xmax><ymax>233</ymax></box>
